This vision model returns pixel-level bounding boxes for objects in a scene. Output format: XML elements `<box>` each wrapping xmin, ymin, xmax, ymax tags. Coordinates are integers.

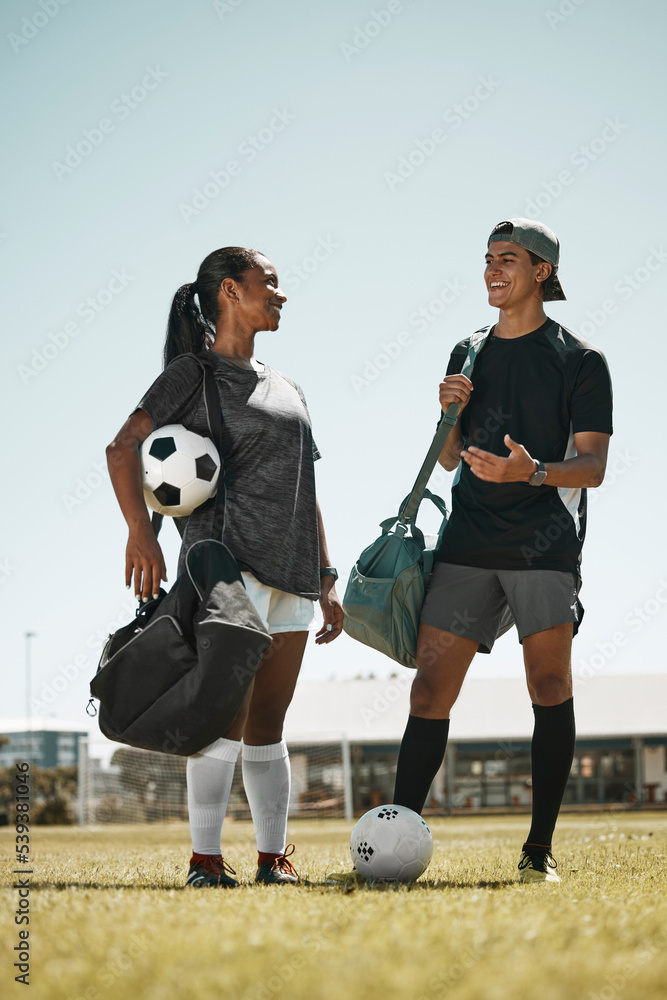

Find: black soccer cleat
<box><xmin>185</xmin><ymin>853</ymin><xmax>239</xmax><ymax>888</ymax></box>
<box><xmin>517</xmin><ymin>846</ymin><xmax>560</xmax><ymax>884</ymax></box>
<box><xmin>255</xmin><ymin>844</ymin><xmax>300</xmax><ymax>884</ymax></box>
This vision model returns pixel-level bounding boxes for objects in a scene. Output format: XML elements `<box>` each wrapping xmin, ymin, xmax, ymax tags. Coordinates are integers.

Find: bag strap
<box><xmin>399</xmin><ymin>325</ymin><xmax>492</xmax><ymax>526</ymax></box>
<box><xmin>150</xmin><ymin>352</ymin><xmax>226</xmax><ymax>540</ymax></box>
<box><xmin>197</xmin><ymin>355</ymin><xmax>227</xmax><ymax>539</ymax></box>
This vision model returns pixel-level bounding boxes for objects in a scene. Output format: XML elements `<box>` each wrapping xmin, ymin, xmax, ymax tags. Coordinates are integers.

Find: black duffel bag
<box><xmin>90</xmin><ymin>537</ymin><xmax>272</xmax><ymax>756</ymax></box>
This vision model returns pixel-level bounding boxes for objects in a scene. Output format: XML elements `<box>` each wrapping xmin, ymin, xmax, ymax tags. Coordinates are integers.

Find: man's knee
<box><xmin>410</xmin><ymin>670</ymin><xmax>459</xmax><ymax>718</ymax></box>
<box><xmin>528</xmin><ymin>673</ymin><xmax>573</xmax><ymax>705</ymax></box>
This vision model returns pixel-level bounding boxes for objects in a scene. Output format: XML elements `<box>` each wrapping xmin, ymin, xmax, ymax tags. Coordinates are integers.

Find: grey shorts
<box><xmin>420</xmin><ymin>562</ymin><xmax>583</xmax><ymax>654</ymax></box>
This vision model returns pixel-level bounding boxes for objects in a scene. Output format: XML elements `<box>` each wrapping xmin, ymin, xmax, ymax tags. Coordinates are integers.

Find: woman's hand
<box><xmin>315</xmin><ymin>579</ymin><xmax>344</xmax><ymax>644</ymax></box>
<box><xmin>125</xmin><ymin>522</ymin><xmax>168</xmax><ymax>601</ymax></box>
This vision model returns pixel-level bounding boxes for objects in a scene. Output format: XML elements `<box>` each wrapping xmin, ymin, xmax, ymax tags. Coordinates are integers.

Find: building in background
<box><xmin>281</xmin><ymin>674</ymin><xmax>667</xmax><ymax>814</ymax></box>
<box><xmin>0</xmin><ymin>718</ymin><xmax>88</xmax><ymax>768</ymax></box>
<box><xmin>14</xmin><ymin>675</ymin><xmax>667</xmax><ymax>823</ymax></box>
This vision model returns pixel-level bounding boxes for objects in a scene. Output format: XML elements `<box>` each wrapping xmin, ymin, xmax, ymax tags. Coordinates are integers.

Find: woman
<box><xmin>106</xmin><ymin>246</ymin><xmax>343</xmax><ymax>887</ymax></box>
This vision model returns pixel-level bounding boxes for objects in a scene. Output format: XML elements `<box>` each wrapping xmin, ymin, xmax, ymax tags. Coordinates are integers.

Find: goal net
<box><xmin>78</xmin><ymin>734</ymin><xmax>353</xmax><ymax>824</ymax></box>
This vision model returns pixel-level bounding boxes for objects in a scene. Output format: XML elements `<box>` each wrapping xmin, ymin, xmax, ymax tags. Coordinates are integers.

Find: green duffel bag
<box><xmin>342</xmin><ymin>488</ymin><xmax>449</xmax><ymax>668</ymax></box>
<box><xmin>342</xmin><ymin>326</ymin><xmax>491</xmax><ymax>669</ymax></box>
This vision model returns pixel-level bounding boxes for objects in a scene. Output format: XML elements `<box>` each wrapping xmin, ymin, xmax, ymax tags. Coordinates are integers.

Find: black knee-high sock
<box><xmin>393</xmin><ymin>715</ymin><xmax>450</xmax><ymax>814</ymax></box>
<box><xmin>525</xmin><ymin>698</ymin><xmax>575</xmax><ymax>848</ymax></box>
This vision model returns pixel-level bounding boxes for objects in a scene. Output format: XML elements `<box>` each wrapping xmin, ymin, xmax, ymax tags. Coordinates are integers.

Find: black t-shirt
<box><xmin>135</xmin><ymin>350</ymin><xmax>322</xmax><ymax>599</ymax></box>
<box><xmin>435</xmin><ymin>318</ymin><xmax>613</xmax><ymax>573</ymax></box>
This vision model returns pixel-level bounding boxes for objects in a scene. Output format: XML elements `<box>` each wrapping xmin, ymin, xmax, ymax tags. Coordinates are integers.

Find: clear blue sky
<box><xmin>2</xmin><ymin>0</ymin><xmax>666</xmax><ymax>726</ymax></box>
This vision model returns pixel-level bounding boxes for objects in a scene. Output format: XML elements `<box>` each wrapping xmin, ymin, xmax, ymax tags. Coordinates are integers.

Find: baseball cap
<box><xmin>487</xmin><ymin>218</ymin><xmax>566</xmax><ymax>301</ymax></box>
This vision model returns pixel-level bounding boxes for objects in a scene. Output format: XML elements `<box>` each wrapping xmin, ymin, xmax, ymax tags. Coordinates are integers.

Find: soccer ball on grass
<box><xmin>350</xmin><ymin>804</ymin><xmax>433</xmax><ymax>883</ymax></box>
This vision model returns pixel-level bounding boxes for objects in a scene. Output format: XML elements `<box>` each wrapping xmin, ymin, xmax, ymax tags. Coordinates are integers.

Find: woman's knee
<box><xmin>243</xmin><ymin>702</ymin><xmax>287</xmax><ymax>745</ymax></box>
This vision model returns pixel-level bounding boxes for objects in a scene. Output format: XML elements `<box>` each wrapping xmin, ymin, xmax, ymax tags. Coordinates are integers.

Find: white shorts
<box><xmin>241</xmin><ymin>571</ymin><xmax>318</xmax><ymax>635</ymax></box>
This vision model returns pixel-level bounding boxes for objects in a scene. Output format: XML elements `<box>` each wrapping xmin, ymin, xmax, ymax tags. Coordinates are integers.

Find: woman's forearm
<box><xmin>316</xmin><ymin>501</ymin><xmax>332</xmax><ymax>569</ymax></box>
<box><xmin>106</xmin><ymin>412</ymin><xmax>155</xmax><ymax>531</ymax></box>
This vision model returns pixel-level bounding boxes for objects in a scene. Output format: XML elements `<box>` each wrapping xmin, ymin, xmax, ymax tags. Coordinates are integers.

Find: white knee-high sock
<box><xmin>242</xmin><ymin>740</ymin><xmax>290</xmax><ymax>854</ymax></box>
<box><xmin>186</xmin><ymin>737</ymin><xmax>240</xmax><ymax>855</ymax></box>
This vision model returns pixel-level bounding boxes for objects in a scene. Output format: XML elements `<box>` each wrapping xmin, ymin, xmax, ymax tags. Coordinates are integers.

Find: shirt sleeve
<box><xmin>132</xmin><ymin>354</ymin><xmax>203</xmax><ymax>430</ymax></box>
<box><xmin>291</xmin><ymin>381</ymin><xmax>322</xmax><ymax>461</ymax></box>
<box><xmin>570</xmin><ymin>350</ymin><xmax>614</xmax><ymax>435</ymax></box>
<box><xmin>445</xmin><ymin>339</ymin><xmax>470</xmax><ymax>377</ymax></box>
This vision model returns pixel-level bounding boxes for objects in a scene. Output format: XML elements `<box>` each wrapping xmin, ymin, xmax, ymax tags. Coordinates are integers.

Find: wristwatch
<box><xmin>319</xmin><ymin>566</ymin><xmax>339</xmax><ymax>582</ymax></box>
<box><xmin>528</xmin><ymin>460</ymin><xmax>547</xmax><ymax>487</ymax></box>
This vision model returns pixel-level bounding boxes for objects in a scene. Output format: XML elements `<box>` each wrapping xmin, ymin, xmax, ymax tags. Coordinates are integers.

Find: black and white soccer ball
<box><xmin>140</xmin><ymin>424</ymin><xmax>220</xmax><ymax>517</ymax></box>
<box><xmin>350</xmin><ymin>804</ymin><xmax>433</xmax><ymax>883</ymax></box>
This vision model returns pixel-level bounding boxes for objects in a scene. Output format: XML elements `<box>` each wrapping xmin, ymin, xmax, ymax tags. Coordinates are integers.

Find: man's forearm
<box><xmin>437</xmin><ymin>421</ymin><xmax>464</xmax><ymax>471</ymax></box>
<box><xmin>543</xmin><ymin>453</ymin><xmax>606</xmax><ymax>489</ymax></box>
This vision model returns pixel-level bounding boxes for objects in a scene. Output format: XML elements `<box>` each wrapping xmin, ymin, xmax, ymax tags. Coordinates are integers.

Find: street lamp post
<box><xmin>25</xmin><ymin>631</ymin><xmax>36</xmax><ymax>760</ymax></box>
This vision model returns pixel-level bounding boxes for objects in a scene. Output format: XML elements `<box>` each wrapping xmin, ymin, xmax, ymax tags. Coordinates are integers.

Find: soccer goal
<box><xmin>77</xmin><ymin>734</ymin><xmax>354</xmax><ymax>825</ymax></box>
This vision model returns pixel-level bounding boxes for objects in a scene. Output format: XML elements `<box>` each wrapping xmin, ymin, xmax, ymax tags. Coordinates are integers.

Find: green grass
<box><xmin>2</xmin><ymin>813</ymin><xmax>667</xmax><ymax>1000</ymax></box>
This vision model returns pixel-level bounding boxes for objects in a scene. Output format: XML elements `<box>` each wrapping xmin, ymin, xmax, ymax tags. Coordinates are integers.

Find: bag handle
<box><xmin>399</xmin><ymin>325</ymin><xmax>491</xmax><ymax>526</ymax></box>
<box><xmin>381</xmin><ymin>488</ymin><xmax>449</xmax><ymax>548</ymax></box>
<box><xmin>150</xmin><ymin>352</ymin><xmax>226</xmax><ymax>540</ymax></box>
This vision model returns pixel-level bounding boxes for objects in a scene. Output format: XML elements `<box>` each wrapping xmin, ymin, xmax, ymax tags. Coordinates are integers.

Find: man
<box><xmin>392</xmin><ymin>218</ymin><xmax>613</xmax><ymax>883</ymax></box>
<box><xmin>329</xmin><ymin>218</ymin><xmax>612</xmax><ymax>886</ymax></box>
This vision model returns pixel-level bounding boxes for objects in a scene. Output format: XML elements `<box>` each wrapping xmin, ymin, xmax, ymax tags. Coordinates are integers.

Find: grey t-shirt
<box><xmin>134</xmin><ymin>349</ymin><xmax>322</xmax><ymax>599</ymax></box>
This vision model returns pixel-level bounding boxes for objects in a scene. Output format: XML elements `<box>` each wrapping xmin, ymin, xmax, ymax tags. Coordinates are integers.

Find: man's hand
<box><xmin>461</xmin><ymin>434</ymin><xmax>535</xmax><ymax>483</ymax></box>
<box><xmin>315</xmin><ymin>579</ymin><xmax>344</xmax><ymax>644</ymax></box>
<box><xmin>439</xmin><ymin>373</ymin><xmax>473</xmax><ymax>413</ymax></box>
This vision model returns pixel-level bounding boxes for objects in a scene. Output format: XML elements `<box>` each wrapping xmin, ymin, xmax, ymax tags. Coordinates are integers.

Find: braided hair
<box><xmin>163</xmin><ymin>247</ymin><xmax>265</xmax><ymax>368</ymax></box>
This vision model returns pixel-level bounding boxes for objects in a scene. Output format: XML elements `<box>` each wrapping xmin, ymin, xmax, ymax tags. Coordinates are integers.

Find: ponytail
<box><xmin>163</xmin><ymin>283</ymin><xmax>212</xmax><ymax>369</ymax></box>
<box><xmin>163</xmin><ymin>247</ymin><xmax>265</xmax><ymax>369</ymax></box>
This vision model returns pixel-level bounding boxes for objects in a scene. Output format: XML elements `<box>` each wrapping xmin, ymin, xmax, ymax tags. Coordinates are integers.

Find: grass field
<box><xmin>2</xmin><ymin>813</ymin><xmax>667</xmax><ymax>1000</ymax></box>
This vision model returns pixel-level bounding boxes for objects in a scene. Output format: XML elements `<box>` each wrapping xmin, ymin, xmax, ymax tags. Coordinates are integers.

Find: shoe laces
<box><xmin>198</xmin><ymin>855</ymin><xmax>237</xmax><ymax>878</ymax></box>
<box><xmin>519</xmin><ymin>848</ymin><xmax>557</xmax><ymax>874</ymax></box>
<box><xmin>270</xmin><ymin>844</ymin><xmax>299</xmax><ymax>878</ymax></box>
